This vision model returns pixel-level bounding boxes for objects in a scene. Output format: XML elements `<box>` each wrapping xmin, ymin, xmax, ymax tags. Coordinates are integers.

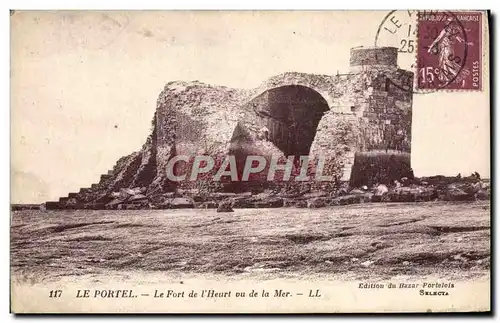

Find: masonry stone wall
<box><xmin>349</xmin><ymin>47</ymin><xmax>398</xmax><ymax>72</ymax></box>
<box><xmin>54</xmin><ymin>46</ymin><xmax>414</xmax><ymax>207</ymax></box>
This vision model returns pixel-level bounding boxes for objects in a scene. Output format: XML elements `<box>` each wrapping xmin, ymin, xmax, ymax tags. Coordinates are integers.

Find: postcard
<box><xmin>10</xmin><ymin>10</ymin><xmax>490</xmax><ymax>313</ymax></box>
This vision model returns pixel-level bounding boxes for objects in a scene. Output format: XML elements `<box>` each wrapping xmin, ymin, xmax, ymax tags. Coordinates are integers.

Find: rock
<box><xmin>416</xmin><ymin>187</ymin><xmax>438</xmax><ymax>202</ymax></box>
<box><xmin>253</xmin><ymin>197</ymin><xmax>284</xmax><ymax>208</ymax></box>
<box><xmin>350</xmin><ymin>257</ymin><xmax>359</xmax><ymax>262</ymax></box>
<box><xmin>59</xmin><ymin>197</ymin><xmax>79</xmax><ymax>209</ymax></box>
<box><xmin>441</xmin><ymin>185</ymin><xmax>475</xmax><ymax>201</ymax></box>
<box><xmin>231</xmin><ymin>197</ymin><xmax>254</xmax><ymax>208</ymax></box>
<box><xmin>283</xmin><ymin>198</ymin><xmax>295</xmax><ymax>207</ymax></box>
<box><xmin>163</xmin><ymin>192</ymin><xmax>176</xmax><ymax>198</ymax></box>
<box><xmin>374</xmin><ymin>184</ymin><xmax>389</xmax><ymax>196</ymax></box>
<box><xmin>397</xmin><ymin>190</ymin><xmax>418</xmax><ymax>202</ymax></box>
<box><xmin>302</xmin><ymin>191</ymin><xmax>328</xmax><ymax>199</ymax></box>
<box><xmin>176</xmin><ymin>188</ymin><xmax>200</xmax><ymax>196</ymax></box>
<box><xmin>191</xmin><ymin>195</ymin><xmax>206</xmax><ymax>202</ymax></box>
<box><xmin>333</xmin><ymin>194</ymin><xmax>371</xmax><ymax>205</ymax></box>
<box><xmin>217</xmin><ymin>200</ymin><xmax>234</xmax><ymax>212</ymax></box>
<box><xmin>328</xmin><ymin>198</ymin><xmax>340</xmax><ymax>206</ymax></box>
<box><xmin>119</xmin><ymin>188</ymin><xmax>136</xmax><ymax>199</ymax></box>
<box><xmin>231</xmin><ymin>195</ymin><xmax>284</xmax><ymax>208</ymax></box>
<box><xmin>386</xmin><ymin>186</ymin><xmax>438</xmax><ymax>202</ymax></box>
<box><xmin>157</xmin><ymin>197</ymin><xmax>195</xmax><ymax>209</ymax></box>
<box><xmin>253</xmin><ymin>191</ymin><xmax>274</xmax><ymax>200</ymax></box>
<box><xmin>210</xmin><ymin>192</ymin><xmax>237</xmax><ymax>201</ymax></box>
<box><xmin>349</xmin><ymin>188</ymin><xmax>365</xmax><ymax>195</ymax></box>
<box><xmin>359</xmin><ymin>193</ymin><xmax>373</xmax><ymax>203</ymax></box>
<box><xmin>332</xmin><ymin>196</ymin><xmax>346</xmax><ymax>205</ymax></box>
<box><xmin>463</xmin><ymin>182</ymin><xmax>483</xmax><ymax>195</ymax></box>
<box><xmin>402</xmin><ymin>261</ymin><xmax>410</xmax><ymax>266</ymax></box>
<box><xmin>475</xmin><ymin>187</ymin><xmax>490</xmax><ymax>200</ymax></box>
<box><xmin>360</xmin><ymin>260</ymin><xmax>374</xmax><ymax>267</ymax></box>
<box><xmin>283</xmin><ymin>199</ymin><xmax>307</xmax><ymax>208</ymax></box>
<box><xmin>278</xmin><ymin>191</ymin><xmax>303</xmax><ymax>198</ymax></box>
<box><xmin>296</xmin><ymin>200</ymin><xmax>308</xmax><ymax>208</ymax></box>
<box><xmin>337</xmin><ymin>188</ymin><xmax>350</xmax><ymax>196</ymax></box>
<box><xmin>124</xmin><ymin>188</ymin><xmax>140</xmax><ymax>195</ymax></box>
<box><xmin>106</xmin><ymin>198</ymin><xmax>125</xmax><ymax>210</ymax></box>
<box><xmin>132</xmin><ymin>187</ymin><xmax>144</xmax><ymax>195</ymax></box>
<box><xmin>307</xmin><ymin>197</ymin><xmax>327</xmax><ymax>208</ymax></box>
<box><xmin>129</xmin><ymin>194</ymin><xmax>148</xmax><ymax>202</ymax></box>
<box><xmin>151</xmin><ymin>192</ymin><xmax>175</xmax><ymax>203</ymax></box>
<box><xmin>170</xmin><ymin>197</ymin><xmax>195</xmax><ymax>208</ymax></box>
<box><xmin>116</xmin><ymin>204</ymin><xmax>125</xmax><ymax>210</ymax></box>
<box><xmin>88</xmin><ymin>203</ymin><xmax>106</xmax><ymax>210</ymax></box>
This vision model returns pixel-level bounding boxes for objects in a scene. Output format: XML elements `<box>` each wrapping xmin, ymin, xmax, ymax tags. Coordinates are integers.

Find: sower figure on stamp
<box><xmin>427</xmin><ymin>16</ymin><xmax>474</xmax><ymax>87</ymax></box>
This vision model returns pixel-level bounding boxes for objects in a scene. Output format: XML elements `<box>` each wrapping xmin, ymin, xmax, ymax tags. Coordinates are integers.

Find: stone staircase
<box><xmin>44</xmin><ymin>169</ymin><xmax>114</xmax><ymax>210</ymax></box>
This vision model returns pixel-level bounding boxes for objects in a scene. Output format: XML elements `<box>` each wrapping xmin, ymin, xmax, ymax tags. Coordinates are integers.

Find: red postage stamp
<box><xmin>416</xmin><ymin>11</ymin><xmax>482</xmax><ymax>91</ymax></box>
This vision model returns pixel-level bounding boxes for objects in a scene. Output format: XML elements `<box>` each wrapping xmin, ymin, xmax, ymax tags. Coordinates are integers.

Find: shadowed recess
<box><xmin>252</xmin><ymin>85</ymin><xmax>329</xmax><ymax>157</ymax></box>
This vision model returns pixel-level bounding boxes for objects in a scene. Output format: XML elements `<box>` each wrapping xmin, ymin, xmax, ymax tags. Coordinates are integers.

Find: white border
<box><xmin>3</xmin><ymin>0</ymin><xmax>497</xmax><ymax>321</ymax></box>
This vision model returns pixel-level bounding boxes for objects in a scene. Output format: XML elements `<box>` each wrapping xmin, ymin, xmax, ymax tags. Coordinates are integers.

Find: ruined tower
<box><xmin>47</xmin><ymin>46</ymin><xmax>414</xmax><ymax>209</ymax></box>
<box><xmin>317</xmin><ymin>46</ymin><xmax>414</xmax><ymax>186</ymax></box>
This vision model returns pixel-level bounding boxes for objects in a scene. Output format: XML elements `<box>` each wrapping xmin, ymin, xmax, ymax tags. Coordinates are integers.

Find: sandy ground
<box><xmin>10</xmin><ymin>201</ymin><xmax>490</xmax><ymax>313</ymax></box>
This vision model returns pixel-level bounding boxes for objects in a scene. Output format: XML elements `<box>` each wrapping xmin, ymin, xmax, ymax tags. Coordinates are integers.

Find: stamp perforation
<box><xmin>415</xmin><ymin>10</ymin><xmax>483</xmax><ymax>92</ymax></box>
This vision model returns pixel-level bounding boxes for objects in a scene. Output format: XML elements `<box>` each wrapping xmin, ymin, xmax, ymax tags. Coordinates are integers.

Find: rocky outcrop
<box><xmin>44</xmin><ymin>176</ymin><xmax>489</xmax><ymax>210</ymax></box>
<box><xmin>216</xmin><ymin>200</ymin><xmax>234</xmax><ymax>213</ymax></box>
<box><xmin>46</xmin><ymin>47</ymin><xmax>418</xmax><ymax>209</ymax></box>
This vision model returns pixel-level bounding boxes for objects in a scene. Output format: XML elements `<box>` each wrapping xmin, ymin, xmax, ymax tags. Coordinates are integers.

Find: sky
<box><xmin>10</xmin><ymin>11</ymin><xmax>490</xmax><ymax>203</ymax></box>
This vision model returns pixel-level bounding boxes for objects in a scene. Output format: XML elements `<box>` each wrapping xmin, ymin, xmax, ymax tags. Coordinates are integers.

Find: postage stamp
<box><xmin>10</xmin><ymin>11</ymin><xmax>490</xmax><ymax>314</ymax></box>
<box><xmin>416</xmin><ymin>11</ymin><xmax>482</xmax><ymax>91</ymax></box>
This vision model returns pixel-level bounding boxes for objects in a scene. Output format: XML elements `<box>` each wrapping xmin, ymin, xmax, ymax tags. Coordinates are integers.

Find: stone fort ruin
<box><xmin>47</xmin><ymin>46</ymin><xmax>414</xmax><ymax>209</ymax></box>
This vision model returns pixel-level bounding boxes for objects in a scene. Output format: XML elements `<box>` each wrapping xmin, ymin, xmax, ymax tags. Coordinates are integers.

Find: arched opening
<box><xmin>252</xmin><ymin>85</ymin><xmax>330</xmax><ymax>157</ymax></box>
<box><xmin>219</xmin><ymin>85</ymin><xmax>330</xmax><ymax>193</ymax></box>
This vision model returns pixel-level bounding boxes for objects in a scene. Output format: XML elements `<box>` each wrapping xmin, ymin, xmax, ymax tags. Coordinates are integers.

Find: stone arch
<box><xmin>248</xmin><ymin>85</ymin><xmax>330</xmax><ymax>157</ymax></box>
<box><xmin>255</xmin><ymin>73</ymin><xmax>335</xmax><ymax>109</ymax></box>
